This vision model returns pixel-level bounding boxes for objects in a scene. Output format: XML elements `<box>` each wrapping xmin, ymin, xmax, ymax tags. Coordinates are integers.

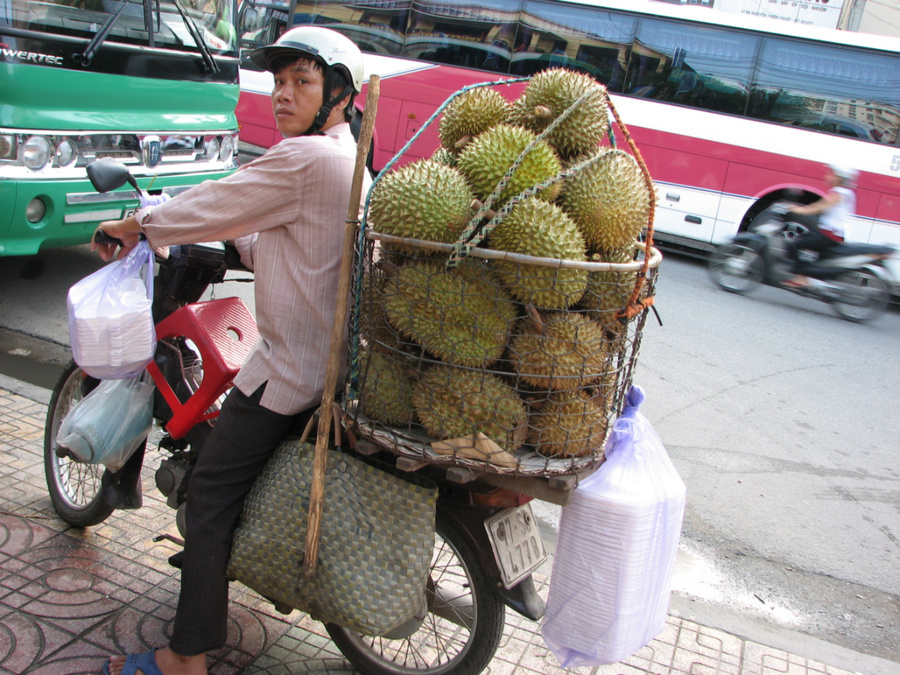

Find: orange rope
<box><xmin>607</xmin><ymin>93</ymin><xmax>657</xmax><ymax>324</ymax></box>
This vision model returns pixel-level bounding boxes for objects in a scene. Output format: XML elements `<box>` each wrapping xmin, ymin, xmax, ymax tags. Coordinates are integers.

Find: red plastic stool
<box><xmin>147</xmin><ymin>297</ymin><xmax>259</xmax><ymax>439</ymax></box>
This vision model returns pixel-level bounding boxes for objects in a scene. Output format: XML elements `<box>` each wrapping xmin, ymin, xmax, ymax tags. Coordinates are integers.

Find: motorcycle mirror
<box><xmin>86</xmin><ymin>157</ymin><xmax>141</xmax><ymax>194</ymax></box>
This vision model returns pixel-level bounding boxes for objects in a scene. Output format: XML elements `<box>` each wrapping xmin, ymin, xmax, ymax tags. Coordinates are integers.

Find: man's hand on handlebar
<box><xmin>92</xmin><ymin>215</ymin><xmax>143</xmax><ymax>261</ymax></box>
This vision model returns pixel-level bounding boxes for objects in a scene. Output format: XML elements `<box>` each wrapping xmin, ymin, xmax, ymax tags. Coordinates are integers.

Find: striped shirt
<box><xmin>138</xmin><ymin>123</ymin><xmax>368</xmax><ymax>415</ymax></box>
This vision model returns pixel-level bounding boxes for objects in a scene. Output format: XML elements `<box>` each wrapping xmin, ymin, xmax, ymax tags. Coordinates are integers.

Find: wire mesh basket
<box><xmin>342</xmin><ymin>74</ymin><xmax>662</xmax><ymax>477</ymax></box>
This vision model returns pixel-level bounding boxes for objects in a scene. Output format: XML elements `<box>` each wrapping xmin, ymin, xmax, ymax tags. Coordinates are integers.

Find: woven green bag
<box><xmin>227</xmin><ymin>436</ymin><xmax>437</xmax><ymax>636</ymax></box>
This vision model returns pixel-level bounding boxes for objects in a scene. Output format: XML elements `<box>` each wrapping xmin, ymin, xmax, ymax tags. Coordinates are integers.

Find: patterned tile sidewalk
<box><xmin>0</xmin><ymin>386</ymin><xmax>876</xmax><ymax>675</ymax></box>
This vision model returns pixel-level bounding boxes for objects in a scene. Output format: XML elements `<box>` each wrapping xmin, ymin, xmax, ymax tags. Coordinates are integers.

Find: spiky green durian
<box><xmin>359</xmin><ymin>272</ymin><xmax>400</xmax><ymax>353</ymax></box>
<box><xmin>509</xmin><ymin>311</ymin><xmax>613</xmax><ymax>390</ymax></box>
<box><xmin>359</xmin><ymin>351</ymin><xmax>417</xmax><ymax>426</ymax></box>
<box><xmin>508</xmin><ymin>68</ymin><xmax>609</xmax><ymax>159</ymax></box>
<box><xmin>456</xmin><ymin>123</ymin><xmax>562</xmax><ymax>206</ymax></box>
<box><xmin>430</xmin><ymin>146</ymin><xmax>457</xmax><ymax>167</ymax></box>
<box><xmin>413</xmin><ymin>365</ymin><xmax>527</xmax><ymax>451</ymax></box>
<box><xmin>383</xmin><ymin>258</ymin><xmax>518</xmax><ymax>368</ymax></box>
<box><xmin>488</xmin><ymin>197</ymin><xmax>588</xmax><ymax>309</ymax></box>
<box><xmin>561</xmin><ymin>149</ymin><xmax>652</xmax><ymax>253</ymax></box>
<box><xmin>367</xmin><ymin>159</ymin><xmax>474</xmax><ymax>244</ymax></box>
<box><xmin>439</xmin><ymin>87</ymin><xmax>510</xmax><ymax>152</ymax></box>
<box><xmin>527</xmin><ymin>389</ymin><xmax>609</xmax><ymax>458</ymax></box>
<box><xmin>578</xmin><ymin>245</ymin><xmax>638</xmax><ymax>325</ymax></box>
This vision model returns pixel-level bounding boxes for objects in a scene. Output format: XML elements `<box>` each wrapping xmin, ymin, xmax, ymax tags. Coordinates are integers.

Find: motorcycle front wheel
<box><xmin>43</xmin><ymin>360</ymin><xmax>116</xmax><ymax>527</ymax></box>
<box><xmin>831</xmin><ymin>269</ymin><xmax>890</xmax><ymax>323</ymax></box>
<box><xmin>708</xmin><ymin>243</ymin><xmax>765</xmax><ymax>294</ymax></box>
<box><xmin>326</xmin><ymin>515</ymin><xmax>506</xmax><ymax>675</ymax></box>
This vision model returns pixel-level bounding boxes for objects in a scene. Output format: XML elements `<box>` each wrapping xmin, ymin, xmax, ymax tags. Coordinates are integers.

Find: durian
<box><xmin>367</xmin><ymin>159</ymin><xmax>474</xmax><ymax>244</ymax></box>
<box><xmin>489</xmin><ymin>197</ymin><xmax>588</xmax><ymax>309</ymax></box>
<box><xmin>578</xmin><ymin>245</ymin><xmax>638</xmax><ymax>325</ymax></box>
<box><xmin>439</xmin><ymin>87</ymin><xmax>510</xmax><ymax>152</ymax></box>
<box><xmin>510</xmin><ymin>310</ymin><xmax>613</xmax><ymax>390</ymax></box>
<box><xmin>561</xmin><ymin>149</ymin><xmax>652</xmax><ymax>253</ymax></box>
<box><xmin>359</xmin><ymin>351</ymin><xmax>417</xmax><ymax>427</ymax></box>
<box><xmin>383</xmin><ymin>258</ymin><xmax>518</xmax><ymax>368</ymax></box>
<box><xmin>508</xmin><ymin>68</ymin><xmax>609</xmax><ymax>159</ymax></box>
<box><xmin>413</xmin><ymin>365</ymin><xmax>527</xmax><ymax>451</ymax></box>
<box><xmin>456</xmin><ymin>123</ymin><xmax>562</xmax><ymax>207</ymax></box>
<box><xmin>359</xmin><ymin>271</ymin><xmax>403</xmax><ymax>354</ymax></box>
<box><xmin>430</xmin><ymin>147</ymin><xmax>457</xmax><ymax>167</ymax></box>
<box><xmin>528</xmin><ymin>389</ymin><xmax>609</xmax><ymax>458</ymax></box>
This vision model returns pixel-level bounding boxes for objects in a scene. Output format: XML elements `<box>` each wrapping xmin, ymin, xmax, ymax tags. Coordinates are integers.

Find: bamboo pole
<box><xmin>303</xmin><ymin>75</ymin><xmax>381</xmax><ymax>577</ymax></box>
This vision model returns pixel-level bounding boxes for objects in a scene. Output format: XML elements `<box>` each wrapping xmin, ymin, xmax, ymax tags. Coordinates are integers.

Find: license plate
<box><xmin>485</xmin><ymin>503</ymin><xmax>548</xmax><ymax>589</ymax></box>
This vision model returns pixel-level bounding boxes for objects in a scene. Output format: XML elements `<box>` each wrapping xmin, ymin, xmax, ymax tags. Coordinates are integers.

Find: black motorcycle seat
<box><xmin>826</xmin><ymin>242</ymin><xmax>894</xmax><ymax>257</ymax></box>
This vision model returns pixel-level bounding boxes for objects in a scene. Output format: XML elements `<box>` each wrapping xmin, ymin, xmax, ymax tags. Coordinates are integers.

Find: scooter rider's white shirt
<box><xmin>818</xmin><ymin>186</ymin><xmax>855</xmax><ymax>241</ymax></box>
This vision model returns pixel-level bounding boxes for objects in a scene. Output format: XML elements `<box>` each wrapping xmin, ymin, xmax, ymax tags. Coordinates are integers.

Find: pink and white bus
<box><xmin>234</xmin><ymin>0</ymin><xmax>900</xmax><ymax>279</ymax></box>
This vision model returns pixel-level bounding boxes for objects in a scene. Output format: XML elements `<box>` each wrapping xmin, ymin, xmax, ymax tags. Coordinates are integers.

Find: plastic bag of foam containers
<box><xmin>67</xmin><ymin>239</ymin><xmax>156</xmax><ymax>379</ymax></box>
<box><xmin>541</xmin><ymin>385</ymin><xmax>686</xmax><ymax>667</ymax></box>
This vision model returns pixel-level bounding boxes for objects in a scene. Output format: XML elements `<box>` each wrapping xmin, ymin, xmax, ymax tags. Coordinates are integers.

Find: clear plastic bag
<box><xmin>541</xmin><ymin>386</ymin><xmax>686</xmax><ymax>667</ymax></box>
<box><xmin>55</xmin><ymin>375</ymin><xmax>154</xmax><ymax>472</ymax></box>
<box><xmin>67</xmin><ymin>240</ymin><xmax>156</xmax><ymax>379</ymax></box>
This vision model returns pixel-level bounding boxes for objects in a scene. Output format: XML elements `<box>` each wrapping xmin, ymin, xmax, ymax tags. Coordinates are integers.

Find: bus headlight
<box><xmin>203</xmin><ymin>137</ymin><xmax>220</xmax><ymax>161</ymax></box>
<box><xmin>56</xmin><ymin>139</ymin><xmax>78</xmax><ymax>167</ymax></box>
<box><xmin>0</xmin><ymin>135</ymin><xmax>15</xmax><ymax>160</ymax></box>
<box><xmin>26</xmin><ymin>197</ymin><xmax>47</xmax><ymax>223</ymax></box>
<box><xmin>219</xmin><ymin>134</ymin><xmax>234</xmax><ymax>161</ymax></box>
<box><xmin>23</xmin><ymin>136</ymin><xmax>52</xmax><ymax>170</ymax></box>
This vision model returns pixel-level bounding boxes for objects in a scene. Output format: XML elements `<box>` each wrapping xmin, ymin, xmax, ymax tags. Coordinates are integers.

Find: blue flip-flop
<box><xmin>102</xmin><ymin>649</ymin><xmax>164</xmax><ymax>675</ymax></box>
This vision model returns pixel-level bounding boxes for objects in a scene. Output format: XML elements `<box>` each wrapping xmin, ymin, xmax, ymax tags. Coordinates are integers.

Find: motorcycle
<box><xmin>43</xmin><ymin>159</ymin><xmax>547</xmax><ymax>675</ymax></box>
<box><xmin>708</xmin><ymin>201</ymin><xmax>895</xmax><ymax>322</ymax></box>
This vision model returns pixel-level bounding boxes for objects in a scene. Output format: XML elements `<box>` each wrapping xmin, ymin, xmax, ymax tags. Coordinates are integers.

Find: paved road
<box><xmin>1</xmin><ymin>244</ymin><xmax>898</xmax><ymax>662</ymax></box>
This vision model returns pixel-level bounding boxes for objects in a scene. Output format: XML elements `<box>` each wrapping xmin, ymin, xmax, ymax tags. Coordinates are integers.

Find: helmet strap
<box><xmin>306</xmin><ymin>66</ymin><xmax>355</xmax><ymax>135</ymax></box>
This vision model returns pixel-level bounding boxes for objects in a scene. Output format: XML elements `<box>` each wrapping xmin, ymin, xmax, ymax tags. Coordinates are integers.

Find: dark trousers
<box><xmin>787</xmin><ymin>213</ymin><xmax>839</xmax><ymax>273</ymax></box>
<box><xmin>169</xmin><ymin>383</ymin><xmax>314</xmax><ymax>655</ymax></box>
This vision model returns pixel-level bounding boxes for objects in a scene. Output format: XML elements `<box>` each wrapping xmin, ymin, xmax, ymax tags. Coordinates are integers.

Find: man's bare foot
<box><xmin>104</xmin><ymin>647</ymin><xmax>207</xmax><ymax>675</ymax></box>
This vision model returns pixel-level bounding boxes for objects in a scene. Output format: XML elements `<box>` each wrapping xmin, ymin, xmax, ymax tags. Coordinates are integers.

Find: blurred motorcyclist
<box><xmin>784</xmin><ymin>164</ymin><xmax>858</xmax><ymax>287</ymax></box>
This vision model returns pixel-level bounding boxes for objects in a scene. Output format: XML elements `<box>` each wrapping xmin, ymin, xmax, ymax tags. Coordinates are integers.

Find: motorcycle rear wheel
<box><xmin>326</xmin><ymin>515</ymin><xmax>506</xmax><ymax>675</ymax></box>
<box><xmin>831</xmin><ymin>269</ymin><xmax>890</xmax><ymax>323</ymax></box>
<box><xmin>709</xmin><ymin>243</ymin><xmax>765</xmax><ymax>294</ymax></box>
<box><xmin>43</xmin><ymin>360</ymin><xmax>116</xmax><ymax>527</ymax></box>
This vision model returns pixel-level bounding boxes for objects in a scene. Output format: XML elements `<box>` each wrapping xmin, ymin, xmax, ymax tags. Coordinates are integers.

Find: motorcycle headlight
<box><xmin>23</xmin><ymin>136</ymin><xmax>52</xmax><ymax>170</ymax></box>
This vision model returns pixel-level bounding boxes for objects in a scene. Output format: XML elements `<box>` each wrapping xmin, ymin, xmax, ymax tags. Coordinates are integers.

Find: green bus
<box><xmin>0</xmin><ymin>0</ymin><xmax>240</xmax><ymax>256</ymax></box>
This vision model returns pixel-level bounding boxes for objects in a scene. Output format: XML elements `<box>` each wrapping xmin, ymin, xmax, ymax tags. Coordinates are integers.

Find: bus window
<box><xmin>624</xmin><ymin>19</ymin><xmax>756</xmax><ymax>116</ymax></box>
<box><xmin>239</xmin><ymin>0</ymin><xmax>290</xmax><ymax>53</ymax></box>
<box><xmin>747</xmin><ymin>38</ymin><xmax>900</xmax><ymax>145</ymax></box>
<box><xmin>517</xmin><ymin>1</ymin><xmax>635</xmax><ymax>89</ymax></box>
<box><xmin>403</xmin><ymin>0</ymin><xmax>516</xmax><ymax>74</ymax></box>
<box><xmin>292</xmin><ymin>0</ymin><xmax>408</xmax><ymax>55</ymax></box>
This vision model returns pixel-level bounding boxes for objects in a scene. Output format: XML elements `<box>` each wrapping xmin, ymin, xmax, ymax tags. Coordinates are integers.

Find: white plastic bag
<box><xmin>67</xmin><ymin>239</ymin><xmax>156</xmax><ymax>379</ymax></box>
<box><xmin>541</xmin><ymin>386</ymin><xmax>686</xmax><ymax>667</ymax></box>
<box><xmin>55</xmin><ymin>375</ymin><xmax>154</xmax><ymax>472</ymax></box>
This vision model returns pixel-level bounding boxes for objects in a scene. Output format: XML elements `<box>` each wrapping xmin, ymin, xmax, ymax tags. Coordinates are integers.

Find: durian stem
<box><xmin>525</xmin><ymin>305</ymin><xmax>544</xmax><ymax>335</ymax></box>
<box><xmin>454</xmin><ymin>134</ymin><xmax>472</xmax><ymax>150</ymax></box>
<box><xmin>532</xmin><ymin>104</ymin><xmax>553</xmax><ymax>119</ymax></box>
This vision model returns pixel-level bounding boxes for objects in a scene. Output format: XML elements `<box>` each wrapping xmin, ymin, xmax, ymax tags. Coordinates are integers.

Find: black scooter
<box><xmin>44</xmin><ymin>158</ymin><xmax>549</xmax><ymax>675</ymax></box>
<box><xmin>708</xmin><ymin>201</ymin><xmax>895</xmax><ymax>322</ymax></box>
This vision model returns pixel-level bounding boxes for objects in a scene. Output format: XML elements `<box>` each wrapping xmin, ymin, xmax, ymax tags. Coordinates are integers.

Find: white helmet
<box><xmin>827</xmin><ymin>164</ymin><xmax>859</xmax><ymax>185</ymax></box>
<box><xmin>249</xmin><ymin>26</ymin><xmax>364</xmax><ymax>93</ymax></box>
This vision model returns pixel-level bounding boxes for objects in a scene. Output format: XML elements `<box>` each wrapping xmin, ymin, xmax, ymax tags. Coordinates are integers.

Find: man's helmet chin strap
<box><xmin>306</xmin><ymin>72</ymin><xmax>355</xmax><ymax>136</ymax></box>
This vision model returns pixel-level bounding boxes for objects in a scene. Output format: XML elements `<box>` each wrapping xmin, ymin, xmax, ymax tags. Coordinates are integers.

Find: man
<box><xmin>784</xmin><ymin>164</ymin><xmax>858</xmax><ymax>288</ymax></box>
<box><xmin>95</xmin><ymin>26</ymin><xmax>369</xmax><ymax>675</ymax></box>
